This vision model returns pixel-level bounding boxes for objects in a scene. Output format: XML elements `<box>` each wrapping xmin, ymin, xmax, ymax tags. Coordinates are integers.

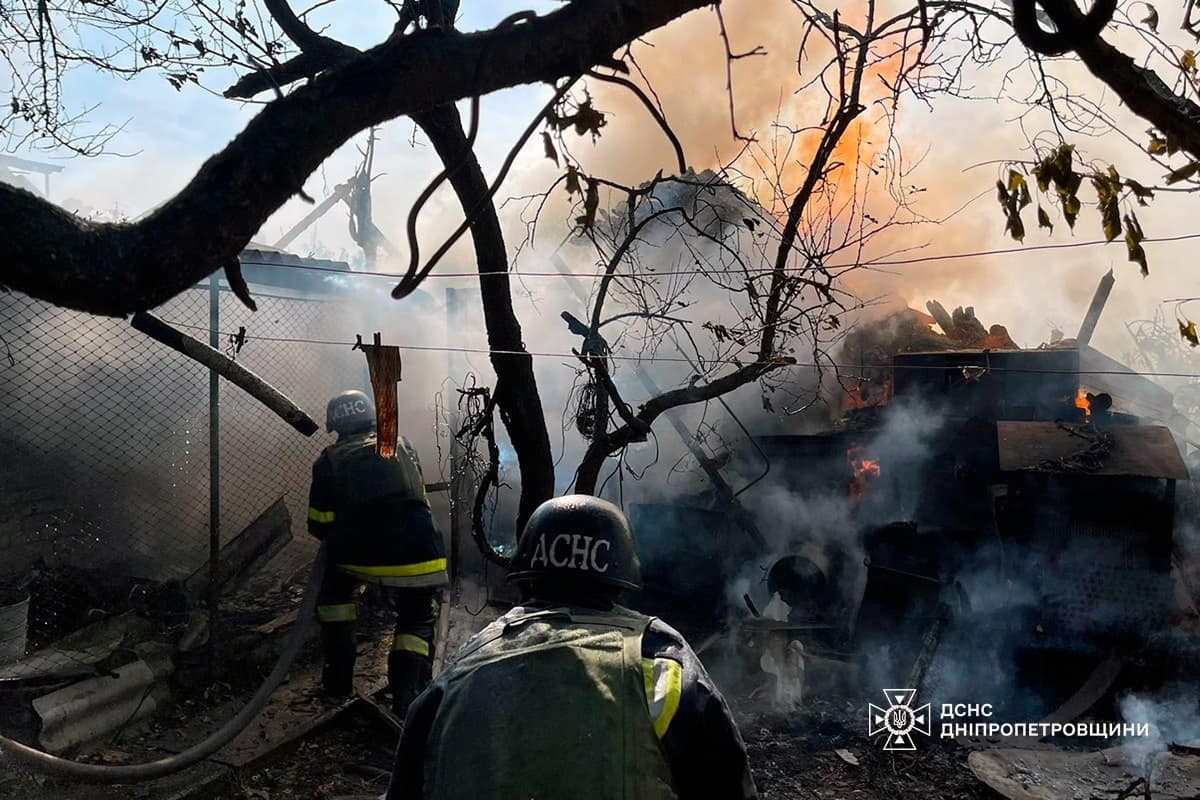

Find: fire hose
<box><xmin>0</xmin><ymin>544</ymin><xmax>328</xmax><ymax>784</ymax></box>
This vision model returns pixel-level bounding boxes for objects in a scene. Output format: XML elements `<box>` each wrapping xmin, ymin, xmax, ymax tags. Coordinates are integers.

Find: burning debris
<box><xmin>614</xmin><ymin>272</ymin><xmax>1200</xmax><ymax>794</ymax></box>
<box><xmin>846</xmin><ymin>447</ymin><xmax>881</xmax><ymax>504</ymax></box>
<box><xmin>837</xmin><ymin>300</ymin><xmax>1019</xmax><ymax>414</ymax></box>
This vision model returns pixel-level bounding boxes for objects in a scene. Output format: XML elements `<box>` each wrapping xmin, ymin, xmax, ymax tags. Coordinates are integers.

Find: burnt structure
<box><xmin>863</xmin><ymin>347</ymin><xmax>1184</xmax><ymax>699</ymax></box>
<box><xmin>627</xmin><ymin>332</ymin><xmax>1193</xmax><ymax>712</ymax></box>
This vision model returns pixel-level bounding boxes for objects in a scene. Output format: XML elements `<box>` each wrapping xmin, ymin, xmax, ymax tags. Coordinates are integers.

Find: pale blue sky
<box><xmin>11</xmin><ymin>0</ymin><xmax>1200</xmax><ymax>359</ymax></box>
<box><xmin>37</xmin><ymin>0</ymin><xmax>562</xmax><ymax>255</ymax></box>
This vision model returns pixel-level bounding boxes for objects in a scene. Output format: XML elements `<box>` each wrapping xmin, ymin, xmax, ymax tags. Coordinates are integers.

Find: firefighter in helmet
<box><xmin>307</xmin><ymin>390</ymin><xmax>448</xmax><ymax>716</ymax></box>
<box><xmin>385</xmin><ymin>494</ymin><xmax>757</xmax><ymax>800</ymax></box>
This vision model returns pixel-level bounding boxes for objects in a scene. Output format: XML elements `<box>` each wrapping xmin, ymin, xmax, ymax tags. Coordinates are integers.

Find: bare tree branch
<box><xmin>0</xmin><ymin>0</ymin><xmax>712</xmax><ymax>316</ymax></box>
<box><xmin>574</xmin><ymin>356</ymin><xmax>794</xmax><ymax>493</ymax></box>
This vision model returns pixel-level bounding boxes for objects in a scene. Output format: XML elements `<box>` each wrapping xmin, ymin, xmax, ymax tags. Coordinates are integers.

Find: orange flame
<box><xmin>1075</xmin><ymin>388</ymin><xmax>1091</xmax><ymax>419</ymax></box>
<box><xmin>847</xmin><ymin>446</ymin><xmax>881</xmax><ymax>502</ymax></box>
<box><xmin>842</xmin><ymin>377</ymin><xmax>893</xmax><ymax>412</ymax></box>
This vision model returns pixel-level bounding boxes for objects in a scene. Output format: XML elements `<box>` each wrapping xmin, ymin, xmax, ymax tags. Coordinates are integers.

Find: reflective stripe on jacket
<box><xmin>307</xmin><ymin>432</ymin><xmax>447</xmax><ymax>588</ymax></box>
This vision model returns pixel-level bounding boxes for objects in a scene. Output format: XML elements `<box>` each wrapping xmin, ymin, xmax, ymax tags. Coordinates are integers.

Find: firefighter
<box><xmin>307</xmin><ymin>390</ymin><xmax>448</xmax><ymax>717</ymax></box>
<box><xmin>385</xmin><ymin>495</ymin><xmax>757</xmax><ymax>800</ymax></box>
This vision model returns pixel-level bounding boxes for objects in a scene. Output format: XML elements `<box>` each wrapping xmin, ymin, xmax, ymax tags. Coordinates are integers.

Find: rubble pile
<box><xmin>0</xmin><ymin>499</ymin><xmax>303</xmax><ymax>761</ymax></box>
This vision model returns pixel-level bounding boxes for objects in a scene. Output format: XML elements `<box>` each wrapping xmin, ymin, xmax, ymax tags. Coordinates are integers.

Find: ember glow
<box><xmin>846</xmin><ymin>446</ymin><xmax>881</xmax><ymax>501</ymax></box>
<box><xmin>842</xmin><ymin>377</ymin><xmax>893</xmax><ymax>412</ymax></box>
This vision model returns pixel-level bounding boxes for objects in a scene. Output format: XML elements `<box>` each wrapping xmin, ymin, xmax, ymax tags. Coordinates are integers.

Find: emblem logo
<box><xmin>868</xmin><ymin>689</ymin><xmax>931</xmax><ymax>751</ymax></box>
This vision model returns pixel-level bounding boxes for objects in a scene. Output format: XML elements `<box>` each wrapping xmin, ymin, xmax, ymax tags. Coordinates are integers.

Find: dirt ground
<box><xmin>0</xmin><ymin>610</ymin><xmax>1000</xmax><ymax>800</ymax></box>
<box><xmin>199</xmin><ymin>696</ymin><xmax>998</xmax><ymax>800</ymax></box>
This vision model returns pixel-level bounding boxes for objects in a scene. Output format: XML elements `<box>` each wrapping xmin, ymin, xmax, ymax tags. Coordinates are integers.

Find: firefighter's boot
<box><xmin>388</xmin><ymin>649</ymin><xmax>431</xmax><ymax>718</ymax></box>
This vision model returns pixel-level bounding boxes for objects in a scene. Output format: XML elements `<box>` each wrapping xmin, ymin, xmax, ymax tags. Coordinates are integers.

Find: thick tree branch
<box><xmin>1073</xmin><ymin>41</ymin><xmax>1200</xmax><ymax>161</ymax></box>
<box><xmin>573</xmin><ymin>356</ymin><xmax>794</xmax><ymax>494</ymax></box>
<box><xmin>224</xmin><ymin>0</ymin><xmax>358</xmax><ymax>98</ymax></box>
<box><xmin>1</xmin><ymin>0</ymin><xmax>711</xmax><ymax>316</ymax></box>
<box><xmin>1012</xmin><ymin>0</ymin><xmax>1200</xmax><ymax>160</ymax></box>
<box><xmin>1011</xmin><ymin>0</ymin><xmax>1115</xmax><ymax>56</ymax></box>
<box><xmin>223</xmin><ymin>51</ymin><xmax>328</xmax><ymax>100</ymax></box>
<box><xmin>263</xmin><ymin>0</ymin><xmax>349</xmax><ymax>55</ymax></box>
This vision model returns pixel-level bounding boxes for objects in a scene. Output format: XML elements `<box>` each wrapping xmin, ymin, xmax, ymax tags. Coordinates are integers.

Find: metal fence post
<box><xmin>208</xmin><ymin>273</ymin><xmax>221</xmax><ymax>676</ymax></box>
<box><xmin>446</xmin><ymin>288</ymin><xmax>461</xmax><ymax>585</ymax></box>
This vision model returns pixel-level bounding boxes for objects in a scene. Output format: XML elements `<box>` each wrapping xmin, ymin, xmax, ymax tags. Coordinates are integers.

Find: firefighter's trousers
<box><xmin>316</xmin><ymin>567</ymin><xmax>439</xmax><ymax>716</ymax></box>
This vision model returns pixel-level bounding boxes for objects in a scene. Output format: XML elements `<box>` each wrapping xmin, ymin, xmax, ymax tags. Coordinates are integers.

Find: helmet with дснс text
<box><xmin>507</xmin><ymin>495</ymin><xmax>641</xmax><ymax>593</ymax></box>
<box><xmin>326</xmin><ymin>390</ymin><xmax>375</xmax><ymax>435</ymax></box>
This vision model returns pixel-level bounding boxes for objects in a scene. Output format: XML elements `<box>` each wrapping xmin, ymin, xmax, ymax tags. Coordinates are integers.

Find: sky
<box><xmin>9</xmin><ymin>0</ymin><xmax>1200</xmax><ymax>378</ymax></box>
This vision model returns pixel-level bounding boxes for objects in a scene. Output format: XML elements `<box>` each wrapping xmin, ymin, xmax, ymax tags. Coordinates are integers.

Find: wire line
<box><xmin>167</xmin><ymin>319</ymin><xmax>1200</xmax><ymax>379</ymax></box>
<box><xmin>240</xmin><ymin>230</ymin><xmax>1200</xmax><ymax>282</ymax></box>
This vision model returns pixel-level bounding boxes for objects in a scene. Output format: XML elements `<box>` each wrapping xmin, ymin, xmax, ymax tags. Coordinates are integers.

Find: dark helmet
<box><xmin>326</xmin><ymin>390</ymin><xmax>376</xmax><ymax>435</ymax></box>
<box><xmin>507</xmin><ymin>495</ymin><xmax>641</xmax><ymax>592</ymax></box>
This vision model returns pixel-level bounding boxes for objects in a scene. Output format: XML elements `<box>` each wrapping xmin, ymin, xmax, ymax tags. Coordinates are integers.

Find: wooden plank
<box><xmin>183</xmin><ymin>498</ymin><xmax>293</xmax><ymax>604</ymax></box>
<box><xmin>130</xmin><ymin>312</ymin><xmax>319</xmax><ymax>436</ymax></box>
<box><xmin>997</xmin><ymin>421</ymin><xmax>1188</xmax><ymax>479</ymax></box>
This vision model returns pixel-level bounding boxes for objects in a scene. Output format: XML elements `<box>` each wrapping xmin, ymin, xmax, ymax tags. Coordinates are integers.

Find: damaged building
<box><xmin>623</xmin><ymin>271</ymin><xmax>1200</xmax><ymax>727</ymax></box>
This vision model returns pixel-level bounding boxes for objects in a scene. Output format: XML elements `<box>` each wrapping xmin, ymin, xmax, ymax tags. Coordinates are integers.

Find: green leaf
<box><xmin>564</xmin><ymin>164</ymin><xmax>582</xmax><ymax>196</ymax></box>
<box><xmin>1063</xmin><ymin>193</ymin><xmax>1081</xmax><ymax>229</ymax></box>
<box><xmin>1091</xmin><ymin>170</ymin><xmax>1123</xmax><ymax>242</ymax></box>
<box><xmin>574</xmin><ymin>179</ymin><xmax>600</xmax><ymax>233</ymax></box>
<box><xmin>1005</xmin><ymin>207</ymin><xmax>1026</xmax><ymax>242</ymax></box>
<box><xmin>1008</xmin><ymin>170</ymin><xmax>1031</xmax><ymax>208</ymax></box>
<box><xmin>1032</xmin><ymin>163</ymin><xmax>1049</xmax><ymax>193</ymax></box>
<box><xmin>1100</xmin><ymin>201</ymin><xmax>1121</xmax><ymax>242</ymax></box>
<box><xmin>1141</xmin><ymin>4</ymin><xmax>1159</xmax><ymax>32</ymax></box>
<box><xmin>547</xmin><ymin>95</ymin><xmax>608</xmax><ymax>140</ymax></box>
<box><xmin>997</xmin><ymin>177</ymin><xmax>1026</xmax><ymax>241</ymax></box>
<box><xmin>1125</xmin><ymin>179</ymin><xmax>1155</xmax><ymax>205</ymax></box>
<box><xmin>1180</xmin><ymin>319</ymin><xmax>1199</xmax><ymax>348</ymax></box>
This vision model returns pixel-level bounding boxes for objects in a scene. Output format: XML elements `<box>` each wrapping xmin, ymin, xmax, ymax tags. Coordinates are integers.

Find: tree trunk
<box><xmin>412</xmin><ymin>104</ymin><xmax>556</xmax><ymax>534</ymax></box>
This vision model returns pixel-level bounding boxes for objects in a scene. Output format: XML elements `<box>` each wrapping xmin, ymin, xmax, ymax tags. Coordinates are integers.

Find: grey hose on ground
<box><xmin>0</xmin><ymin>543</ymin><xmax>328</xmax><ymax>784</ymax></box>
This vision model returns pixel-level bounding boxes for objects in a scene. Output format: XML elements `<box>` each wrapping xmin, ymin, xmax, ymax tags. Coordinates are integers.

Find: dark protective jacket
<box><xmin>307</xmin><ymin>432</ymin><xmax>448</xmax><ymax>588</ymax></box>
<box><xmin>386</xmin><ymin>603</ymin><xmax>758</xmax><ymax>800</ymax></box>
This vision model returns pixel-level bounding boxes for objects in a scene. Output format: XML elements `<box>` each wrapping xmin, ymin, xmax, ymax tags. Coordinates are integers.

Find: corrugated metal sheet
<box><xmin>33</xmin><ymin>645</ymin><xmax>173</xmax><ymax>753</ymax></box>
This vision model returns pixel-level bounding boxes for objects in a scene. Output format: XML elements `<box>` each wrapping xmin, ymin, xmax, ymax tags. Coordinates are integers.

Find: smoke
<box><xmin>0</xmin><ymin>275</ymin><xmax>466</xmax><ymax>581</ymax></box>
<box><xmin>726</xmin><ymin>397</ymin><xmax>947</xmax><ymax>642</ymax></box>
<box><xmin>1118</xmin><ymin>686</ymin><xmax>1200</xmax><ymax>769</ymax></box>
<box><xmin>13</xmin><ymin>0</ymin><xmax>1200</xmax><ymax>684</ymax></box>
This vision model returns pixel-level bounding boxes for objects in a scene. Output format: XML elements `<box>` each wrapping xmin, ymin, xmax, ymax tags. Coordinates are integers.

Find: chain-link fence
<box><xmin>0</xmin><ymin>271</ymin><xmax>399</xmax><ymax>760</ymax></box>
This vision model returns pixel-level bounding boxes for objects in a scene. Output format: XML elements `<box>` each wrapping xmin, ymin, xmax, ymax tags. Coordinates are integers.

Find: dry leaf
<box><xmin>1181</xmin><ymin>319</ymin><xmax>1199</xmax><ymax>347</ymax></box>
<box><xmin>1141</xmin><ymin>4</ymin><xmax>1159</xmax><ymax>31</ymax></box>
